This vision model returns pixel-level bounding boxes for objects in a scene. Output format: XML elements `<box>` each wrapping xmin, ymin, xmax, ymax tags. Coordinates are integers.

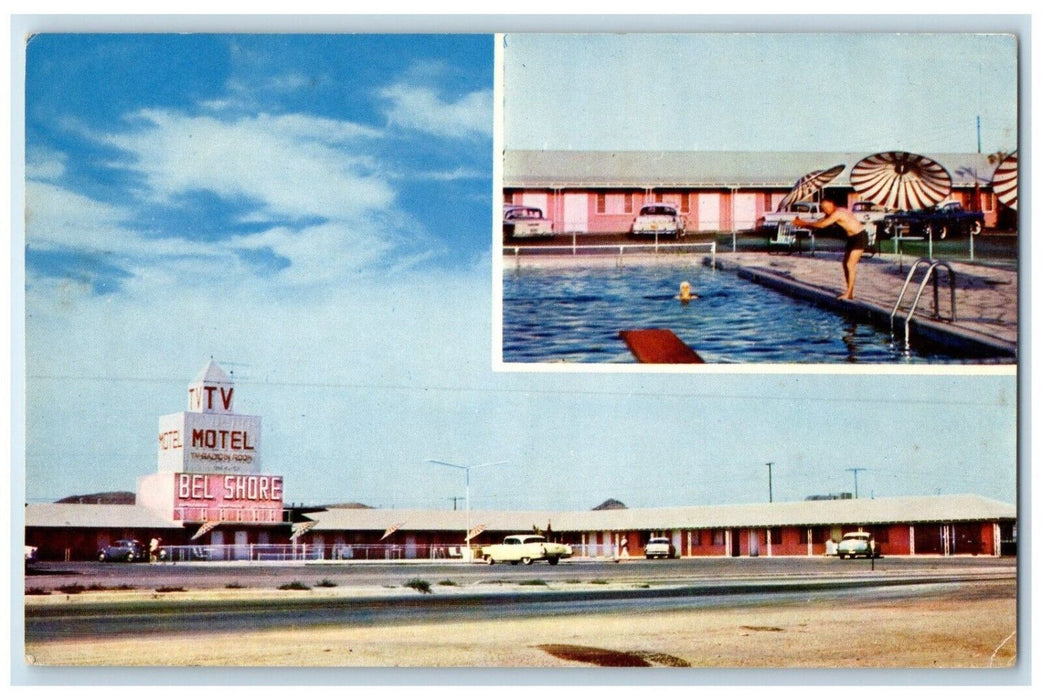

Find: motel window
<box><xmin>504</xmin><ymin>191</ymin><xmax>515</xmax><ymax>206</ymax></box>
<box><xmin>624</xmin><ymin>193</ymin><xmax>634</xmax><ymax>213</ymax></box>
<box><xmin>690</xmin><ymin>530</ymin><xmax>702</xmax><ymax>546</ymax></box>
<box><xmin>767</xmin><ymin>528</ymin><xmax>781</xmax><ymax>544</ymax></box>
<box><xmin>596</xmin><ymin>193</ymin><xmax>606</xmax><ymax>214</ymax></box>
<box><xmin>712</xmin><ymin>529</ymin><xmax>725</xmax><ymax>546</ymax></box>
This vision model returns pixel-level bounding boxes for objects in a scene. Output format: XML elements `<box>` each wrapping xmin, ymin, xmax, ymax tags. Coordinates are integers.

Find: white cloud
<box><xmin>25</xmin><ymin>181</ymin><xmax>128</xmax><ymax>249</ymax></box>
<box><xmin>105</xmin><ymin>109</ymin><xmax>394</xmax><ymax>221</ymax></box>
<box><xmin>379</xmin><ymin>83</ymin><xmax>492</xmax><ymax>140</ymax></box>
<box><xmin>25</xmin><ymin>146</ymin><xmax>67</xmax><ymax>181</ymax></box>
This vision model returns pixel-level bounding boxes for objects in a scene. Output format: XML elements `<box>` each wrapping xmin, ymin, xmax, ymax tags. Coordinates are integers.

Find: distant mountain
<box><xmin>322</xmin><ymin>502</ymin><xmax>373</xmax><ymax>509</ymax></box>
<box><xmin>592</xmin><ymin>498</ymin><xmax>627</xmax><ymax>510</ymax></box>
<box><xmin>57</xmin><ymin>491</ymin><xmax>136</xmax><ymax>505</ymax></box>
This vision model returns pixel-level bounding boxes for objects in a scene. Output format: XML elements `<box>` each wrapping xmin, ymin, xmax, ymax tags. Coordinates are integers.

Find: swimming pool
<box><xmin>502</xmin><ymin>263</ymin><xmax>978</xmax><ymax>364</ymax></box>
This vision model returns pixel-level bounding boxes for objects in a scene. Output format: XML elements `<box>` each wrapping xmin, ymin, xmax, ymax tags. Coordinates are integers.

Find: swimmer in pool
<box><xmin>794</xmin><ymin>199</ymin><xmax>867</xmax><ymax>300</ymax></box>
<box><xmin>677</xmin><ymin>281</ymin><xmax>697</xmax><ymax>304</ymax></box>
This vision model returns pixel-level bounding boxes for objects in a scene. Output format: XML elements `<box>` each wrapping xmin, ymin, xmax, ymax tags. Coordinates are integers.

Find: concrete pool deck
<box><xmin>503</xmin><ymin>249</ymin><xmax>1018</xmax><ymax>361</ymax></box>
<box><xmin>712</xmin><ymin>252</ymin><xmax>1017</xmax><ymax>360</ymax></box>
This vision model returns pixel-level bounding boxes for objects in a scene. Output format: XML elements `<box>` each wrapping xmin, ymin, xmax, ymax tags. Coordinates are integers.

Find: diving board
<box><xmin>619</xmin><ymin>329</ymin><xmax>704</xmax><ymax>364</ymax></box>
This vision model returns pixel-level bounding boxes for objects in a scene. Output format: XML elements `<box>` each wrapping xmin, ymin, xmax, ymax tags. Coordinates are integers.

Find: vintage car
<box><xmin>851</xmin><ymin>201</ymin><xmax>890</xmax><ymax>237</ymax></box>
<box><xmin>882</xmin><ymin>201</ymin><xmax>985</xmax><ymax>239</ymax></box>
<box><xmin>503</xmin><ymin>205</ymin><xmax>553</xmax><ymax>239</ymax></box>
<box><xmin>757</xmin><ymin>201</ymin><xmax>824</xmax><ymax>232</ymax></box>
<box><xmin>480</xmin><ymin>534</ymin><xmax>572</xmax><ymax>565</ymax></box>
<box><xmin>644</xmin><ymin>537</ymin><xmax>676</xmax><ymax>560</ymax></box>
<box><xmin>631</xmin><ymin>203</ymin><xmax>685</xmax><ymax>238</ymax></box>
<box><xmin>97</xmin><ymin>538</ymin><xmax>147</xmax><ymax>562</ymax></box>
<box><xmin>836</xmin><ymin>531</ymin><xmax>879</xmax><ymax>559</ymax></box>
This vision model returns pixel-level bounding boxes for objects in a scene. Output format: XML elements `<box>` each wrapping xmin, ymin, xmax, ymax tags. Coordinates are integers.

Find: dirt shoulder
<box><xmin>23</xmin><ymin>580</ymin><xmax>1017</xmax><ymax>669</ymax></box>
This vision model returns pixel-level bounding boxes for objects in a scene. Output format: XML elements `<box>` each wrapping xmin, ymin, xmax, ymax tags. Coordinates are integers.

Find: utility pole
<box><xmin>448</xmin><ymin>496</ymin><xmax>464</xmax><ymax>511</ymax></box>
<box><xmin>766</xmin><ymin>462</ymin><xmax>774</xmax><ymax>503</ymax></box>
<box><xmin>845</xmin><ymin>468</ymin><xmax>867</xmax><ymax>498</ymax></box>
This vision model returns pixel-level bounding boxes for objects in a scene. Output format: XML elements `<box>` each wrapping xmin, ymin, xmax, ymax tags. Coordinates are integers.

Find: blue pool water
<box><xmin>502</xmin><ymin>264</ymin><xmax>971</xmax><ymax>364</ymax></box>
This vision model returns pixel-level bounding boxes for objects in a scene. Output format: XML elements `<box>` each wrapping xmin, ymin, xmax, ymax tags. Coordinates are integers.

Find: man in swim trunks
<box><xmin>794</xmin><ymin>199</ymin><xmax>867</xmax><ymax>300</ymax></box>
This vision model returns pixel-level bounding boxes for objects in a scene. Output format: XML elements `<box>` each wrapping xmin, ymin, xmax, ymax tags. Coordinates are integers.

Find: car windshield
<box><xmin>506</xmin><ymin>207</ymin><xmax>543</xmax><ymax>219</ymax></box>
<box><xmin>639</xmin><ymin>206</ymin><xmax>676</xmax><ymax>216</ymax></box>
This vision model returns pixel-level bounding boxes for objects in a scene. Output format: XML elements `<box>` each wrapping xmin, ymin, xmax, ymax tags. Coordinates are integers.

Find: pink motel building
<box><xmin>25</xmin><ymin>362</ymin><xmax>1016</xmax><ymax>561</ymax></box>
<box><xmin>503</xmin><ymin>150</ymin><xmax>1013</xmax><ymax>234</ymax></box>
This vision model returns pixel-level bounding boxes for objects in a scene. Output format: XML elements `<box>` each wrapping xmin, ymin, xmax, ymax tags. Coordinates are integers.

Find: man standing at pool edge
<box><xmin>794</xmin><ymin>199</ymin><xmax>868</xmax><ymax>300</ymax></box>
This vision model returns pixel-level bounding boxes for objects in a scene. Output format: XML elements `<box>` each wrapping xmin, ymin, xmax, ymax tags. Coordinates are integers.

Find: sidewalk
<box><xmin>712</xmin><ymin>251</ymin><xmax>1018</xmax><ymax>359</ymax></box>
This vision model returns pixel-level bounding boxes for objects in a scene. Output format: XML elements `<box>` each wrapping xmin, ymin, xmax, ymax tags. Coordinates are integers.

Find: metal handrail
<box><xmin>889</xmin><ymin>258</ymin><xmax>957</xmax><ymax>351</ymax></box>
<box><xmin>506</xmin><ymin>240</ymin><xmax>716</xmax><ymax>269</ymax></box>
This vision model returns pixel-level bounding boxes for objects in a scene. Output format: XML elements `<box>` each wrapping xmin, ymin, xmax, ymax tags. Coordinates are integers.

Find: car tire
<box><xmin>98</xmin><ymin>552</ymin><xmax>107</xmax><ymax>562</ymax></box>
<box><xmin>547</xmin><ymin>557</ymin><xmax>559</xmax><ymax>566</ymax></box>
<box><xmin>485</xmin><ymin>556</ymin><xmax>495</xmax><ymax>565</ymax></box>
<box><xmin>521</xmin><ymin>557</ymin><xmax>533</xmax><ymax>565</ymax></box>
<box><xmin>969</xmin><ymin>220</ymin><xmax>982</xmax><ymax>236</ymax></box>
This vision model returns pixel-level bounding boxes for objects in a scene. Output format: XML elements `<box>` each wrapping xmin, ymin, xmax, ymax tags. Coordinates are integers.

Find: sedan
<box><xmin>644</xmin><ymin>537</ymin><xmax>676</xmax><ymax>559</ymax></box>
<box><xmin>97</xmin><ymin>539</ymin><xmax>147</xmax><ymax>562</ymax></box>
<box><xmin>836</xmin><ymin>532</ymin><xmax>879</xmax><ymax>559</ymax></box>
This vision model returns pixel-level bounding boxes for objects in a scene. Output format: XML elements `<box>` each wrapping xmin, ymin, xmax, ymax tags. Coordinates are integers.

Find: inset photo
<box><xmin>496</xmin><ymin>34</ymin><xmax>1018</xmax><ymax>368</ymax></box>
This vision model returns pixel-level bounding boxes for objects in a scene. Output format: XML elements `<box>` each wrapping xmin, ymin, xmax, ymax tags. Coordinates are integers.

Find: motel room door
<box><xmin>697</xmin><ymin>193</ymin><xmax>721</xmax><ymax>232</ymax></box>
<box><xmin>563</xmin><ymin>193</ymin><xmax>588</xmax><ymax>233</ymax></box>
<box><xmin>733</xmin><ymin>193</ymin><xmax>757</xmax><ymax>232</ymax></box>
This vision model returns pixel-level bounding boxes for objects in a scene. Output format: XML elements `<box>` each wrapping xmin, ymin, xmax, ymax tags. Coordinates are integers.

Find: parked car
<box><xmin>480</xmin><ymin>534</ymin><xmax>572</xmax><ymax>565</ymax></box>
<box><xmin>503</xmin><ymin>205</ymin><xmax>553</xmax><ymax>239</ymax></box>
<box><xmin>97</xmin><ymin>539</ymin><xmax>147</xmax><ymax>562</ymax></box>
<box><xmin>631</xmin><ymin>203</ymin><xmax>685</xmax><ymax>238</ymax></box>
<box><xmin>882</xmin><ymin>201</ymin><xmax>985</xmax><ymax>239</ymax></box>
<box><xmin>851</xmin><ymin>201</ymin><xmax>891</xmax><ymax>237</ymax></box>
<box><xmin>836</xmin><ymin>531</ymin><xmax>879</xmax><ymax>559</ymax></box>
<box><xmin>644</xmin><ymin>537</ymin><xmax>676</xmax><ymax>559</ymax></box>
<box><xmin>757</xmin><ymin>201</ymin><xmax>824</xmax><ymax>232</ymax></box>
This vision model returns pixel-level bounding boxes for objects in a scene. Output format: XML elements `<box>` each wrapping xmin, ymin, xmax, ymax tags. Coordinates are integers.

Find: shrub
<box><xmin>278</xmin><ymin>581</ymin><xmax>311</xmax><ymax>591</ymax></box>
<box><xmin>404</xmin><ymin>578</ymin><xmax>432</xmax><ymax>594</ymax></box>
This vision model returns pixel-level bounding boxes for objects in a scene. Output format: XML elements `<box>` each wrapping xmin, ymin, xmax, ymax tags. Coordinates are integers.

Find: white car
<box><xmin>631</xmin><ymin>203</ymin><xmax>685</xmax><ymax>238</ymax></box>
<box><xmin>758</xmin><ymin>201</ymin><xmax>824</xmax><ymax>232</ymax></box>
<box><xmin>851</xmin><ymin>201</ymin><xmax>890</xmax><ymax>237</ymax></box>
<box><xmin>836</xmin><ymin>531</ymin><xmax>879</xmax><ymax>559</ymax></box>
<box><xmin>644</xmin><ymin>537</ymin><xmax>676</xmax><ymax>559</ymax></box>
<box><xmin>480</xmin><ymin>534</ymin><xmax>572</xmax><ymax>565</ymax></box>
<box><xmin>503</xmin><ymin>205</ymin><xmax>553</xmax><ymax>238</ymax></box>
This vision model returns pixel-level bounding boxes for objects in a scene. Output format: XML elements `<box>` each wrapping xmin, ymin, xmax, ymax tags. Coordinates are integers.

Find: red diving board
<box><xmin>619</xmin><ymin>329</ymin><xmax>704</xmax><ymax>364</ymax></box>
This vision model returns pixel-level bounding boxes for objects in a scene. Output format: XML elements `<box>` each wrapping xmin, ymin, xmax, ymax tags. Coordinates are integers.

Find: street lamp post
<box><xmin>766</xmin><ymin>462</ymin><xmax>774</xmax><ymax>503</ymax></box>
<box><xmin>425</xmin><ymin>459</ymin><xmax>507</xmax><ymax>561</ymax></box>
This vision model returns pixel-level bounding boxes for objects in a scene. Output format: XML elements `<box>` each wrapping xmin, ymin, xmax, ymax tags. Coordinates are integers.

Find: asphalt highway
<box><xmin>24</xmin><ymin>557</ymin><xmax>1016</xmax><ymax>644</ymax></box>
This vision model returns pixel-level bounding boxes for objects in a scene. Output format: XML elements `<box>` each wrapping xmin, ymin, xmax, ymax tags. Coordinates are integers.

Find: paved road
<box><xmin>25</xmin><ymin>555</ymin><xmax>1015</xmax><ymax>592</ymax></box>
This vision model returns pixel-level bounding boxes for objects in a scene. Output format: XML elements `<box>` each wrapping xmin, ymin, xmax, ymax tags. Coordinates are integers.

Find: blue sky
<box><xmin>503</xmin><ymin>33</ymin><xmax>1019</xmax><ymax>154</ymax></box>
<box><xmin>18</xmin><ymin>31</ymin><xmax>1018</xmax><ymax>510</ymax></box>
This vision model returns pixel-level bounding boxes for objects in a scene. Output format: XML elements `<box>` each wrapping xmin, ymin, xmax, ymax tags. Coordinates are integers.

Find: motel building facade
<box><xmin>502</xmin><ymin>150</ymin><xmax>1014</xmax><ymax>235</ymax></box>
<box><xmin>25</xmin><ymin>362</ymin><xmax>1016</xmax><ymax>562</ymax></box>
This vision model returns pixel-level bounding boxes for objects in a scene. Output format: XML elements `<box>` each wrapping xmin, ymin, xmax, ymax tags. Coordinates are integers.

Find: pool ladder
<box><xmin>889</xmin><ymin>258</ymin><xmax>957</xmax><ymax>352</ymax></box>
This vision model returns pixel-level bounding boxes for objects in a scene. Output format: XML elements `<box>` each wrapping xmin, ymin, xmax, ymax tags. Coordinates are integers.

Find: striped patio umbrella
<box><xmin>991</xmin><ymin>151</ymin><xmax>1018</xmax><ymax>210</ymax></box>
<box><xmin>776</xmin><ymin>163</ymin><xmax>845</xmax><ymax>211</ymax></box>
<box><xmin>850</xmin><ymin>151</ymin><xmax>952</xmax><ymax>211</ymax></box>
